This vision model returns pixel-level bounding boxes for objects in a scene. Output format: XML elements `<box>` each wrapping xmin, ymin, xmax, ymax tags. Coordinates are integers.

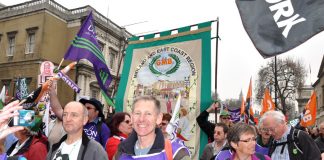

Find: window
<box><xmin>98</xmin><ymin>41</ymin><xmax>104</xmax><ymax>52</ymax></box>
<box><xmin>26</xmin><ymin>32</ymin><xmax>35</xmax><ymax>54</ymax></box>
<box><xmin>25</xmin><ymin>27</ymin><xmax>38</xmax><ymax>54</ymax></box>
<box><xmin>6</xmin><ymin>31</ymin><xmax>17</xmax><ymax>57</ymax></box>
<box><xmin>109</xmin><ymin>49</ymin><xmax>117</xmax><ymax>70</ymax></box>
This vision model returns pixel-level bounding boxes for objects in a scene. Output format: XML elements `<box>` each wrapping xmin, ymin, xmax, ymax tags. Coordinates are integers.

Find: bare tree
<box><xmin>255</xmin><ymin>57</ymin><xmax>306</xmax><ymax>115</ymax></box>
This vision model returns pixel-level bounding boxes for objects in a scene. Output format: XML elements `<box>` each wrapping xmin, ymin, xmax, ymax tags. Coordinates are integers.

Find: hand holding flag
<box><xmin>22</xmin><ymin>62</ymin><xmax>76</xmax><ymax>106</ymax></box>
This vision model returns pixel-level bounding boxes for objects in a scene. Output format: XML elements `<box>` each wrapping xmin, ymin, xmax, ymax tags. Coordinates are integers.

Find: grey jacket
<box><xmin>46</xmin><ymin>131</ymin><xmax>108</xmax><ymax>160</ymax></box>
<box><xmin>200</xmin><ymin>141</ymin><xmax>229</xmax><ymax>160</ymax></box>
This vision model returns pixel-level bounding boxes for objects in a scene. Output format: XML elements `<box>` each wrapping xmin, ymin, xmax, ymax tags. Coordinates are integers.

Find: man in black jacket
<box><xmin>315</xmin><ymin>121</ymin><xmax>324</xmax><ymax>159</ymax></box>
<box><xmin>196</xmin><ymin>102</ymin><xmax>217</xmax><ymax>142</ymax></box>
<box><xmin>260</xmin><ymin>110</ymin><xmax>321</xmax><ymax>160</ymax></box>
<box><xmin>196</xmin><ymin>101</ymin><xmax>232</xmax><ymax>142</ymax></box>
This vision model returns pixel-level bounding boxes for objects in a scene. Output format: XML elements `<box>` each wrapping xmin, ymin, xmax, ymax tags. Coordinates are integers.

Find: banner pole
<box><xmin>215</xmin><ymin>17</ymin><xmax>219</xmax><ymax>123</ymax></box>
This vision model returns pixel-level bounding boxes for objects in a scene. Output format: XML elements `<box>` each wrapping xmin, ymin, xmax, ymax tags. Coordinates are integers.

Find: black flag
<box><xmin>236</xmin><ymin>0</ymin><xmax>324</xmax><ymax>58</ymax></box>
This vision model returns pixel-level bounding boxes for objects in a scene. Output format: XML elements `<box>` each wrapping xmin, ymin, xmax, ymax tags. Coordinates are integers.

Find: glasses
<box><xmin>221</xmin><ymin>117</ymin><xmax>231</xmax><ymax>120</ymax></box>
<box><xmin>239</xmin><ymin>137</ymin><xmax>257</xmax><ymax>143</ymax></box>
<box><xmin>86</xmin><ymin>106</ymin><xmax>96</xmax><ymax>110</ymax></box>
<box><xmin>161</xmin><ymin>122</ymin><xmax>168</xmax><ymax>126</ymax></box>
<box><xmin>123</xmin><ymin>120</ymin><xmax>131</xmax><ymax>124</ymax></box>
<box><xmin>215</xmin><ymin>131</ymin><xmax>222</xmax><ymax>135</ymax></box>
<box><xmin>260</xmin><ymin>127</ymin><xmax>276</xmax><ymax>133</ymax></box>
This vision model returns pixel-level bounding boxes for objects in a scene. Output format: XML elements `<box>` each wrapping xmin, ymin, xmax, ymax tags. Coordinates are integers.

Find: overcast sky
<box><xmin>1</xmin><ymin>0</ymin><xmax>323</xmax><ymax>102</ymax></box>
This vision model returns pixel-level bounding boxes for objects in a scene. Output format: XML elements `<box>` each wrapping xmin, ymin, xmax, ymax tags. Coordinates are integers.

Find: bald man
<box><xmin>47</xmin><ymin>101</ymin><xmax>108</xmax><ymax>160</ymax></box>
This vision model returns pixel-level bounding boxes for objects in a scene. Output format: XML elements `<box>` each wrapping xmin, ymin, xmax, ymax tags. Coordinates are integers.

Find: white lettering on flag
<box><xmin>266</xmin><ymin>0</ymin><xmax>306</xmax><ymax>38</ymax></box>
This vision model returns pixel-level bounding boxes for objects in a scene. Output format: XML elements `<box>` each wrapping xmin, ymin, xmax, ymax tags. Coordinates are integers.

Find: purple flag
<box><xmin>64</xmin><ymin>11</ymin><xmax>112</xmax><ymax>94</ymax></box>
<box><xmin>228</xmin><ymin>108</ymin><xmax>241</xmax><ymax>123</ymax></box>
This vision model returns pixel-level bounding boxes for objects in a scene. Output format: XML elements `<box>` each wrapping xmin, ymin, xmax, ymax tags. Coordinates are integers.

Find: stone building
<box><xmin>0</xmin><ymin>0</ymin><xmax>131</xmax><ymax>115</ymax></box>
<box><xmin>313</xmin><ymin>55</ymin><xmax>324</xmax><ymax>124</ymax></box>
<box><xmin>296</xmin><ymin>85</ymin><xmax>313</xmax><ymax>114</ymax></box>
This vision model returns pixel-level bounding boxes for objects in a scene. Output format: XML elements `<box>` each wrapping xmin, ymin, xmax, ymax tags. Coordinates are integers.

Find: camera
<box><xmin>13</xmin><ymin>110</ymin><xmax>35</xmax><ymax>126</ymax></box>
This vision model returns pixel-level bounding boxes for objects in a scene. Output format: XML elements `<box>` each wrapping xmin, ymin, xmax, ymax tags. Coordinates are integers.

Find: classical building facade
<box><xmin>296</xmin><ymin>85</ymin><xmax>313</xmax><ymax>114</ymax></box>
<box><xmin>0</xmin><ymin>0</ymin><xmax>130</xmax><ymax>115</ymax></box>
<box><xmin>313</xmin><ymin>56</ymin><xmax>324</xmax><ymax>124</ymax></box>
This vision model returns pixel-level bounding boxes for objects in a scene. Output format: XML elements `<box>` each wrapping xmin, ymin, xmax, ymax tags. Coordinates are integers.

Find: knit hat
<box><xmin>79</xmin><ymin>98</ymin><xmax>105</xmax><ymax>120</ymax></box>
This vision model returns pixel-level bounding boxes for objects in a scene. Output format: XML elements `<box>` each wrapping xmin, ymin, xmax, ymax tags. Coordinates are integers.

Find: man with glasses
<box><xmin>256</xmin><ymin>121</ymin><xmax>273</xmax><ymax>155</ymax></box>
<box><xmin>219</xmin><ymin>110</ymin><xmax>232</xmax><ymax>127</ymax></box>
<box><xmin>200</xmin><ymin>123</ymin><xmax>229</xmax><ymax>160</ymax></box>
<box><xmin>260</xmin><ymin>110</ymin><xmax>320</xmax><ymax>160</ymax></box>
<box><xmin>79</xmin><ymin>98</ymin><xmax>111</xmax><ymax>147</ymax></box>
<box><xmin>50</xmin><ymin>85</ymin><xmax>110</xmax><ymax>147</ymax></box>
<box><xmin>197</xmin><ymin>101</ymin><xmax>232</xmax><ymax>143</ymax></box>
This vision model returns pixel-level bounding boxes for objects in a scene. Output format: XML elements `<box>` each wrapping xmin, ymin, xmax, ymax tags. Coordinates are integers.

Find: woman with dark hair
<box><xmin>226</xmin><ymin>122</ymin><xmax>271</xmax><ymax>160</ymax></box>
<box><xmin>105</xmin><ymin>112</ymin><xmax>132</xmax><ymax>160</ymax></box>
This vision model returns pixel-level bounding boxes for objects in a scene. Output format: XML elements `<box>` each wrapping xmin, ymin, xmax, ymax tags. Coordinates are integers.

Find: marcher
<box><xmin>315</xmin><ymin>121</ymin><xmax>324</xmax><ymax>159</ymax></box>
<box><xmin>7</xmin><ymin>117</ymin><xmax>48</xmax><ymax>160</ymax></box>
<box><xmin>49</xmin><ymin>85</ymin><xmax>110</xmax><ymax>147</ymax></box>
<box><xmin>311</xmin><ymin>126</ymin><xmax>320</xmax><ymax>139</ymax></box>
<box><xmin>79</xmin><ymin>98</ymin><xmax>111</xmax><ymax>146</ymax></box>
<box><xmin>106</xmin><ymin>112</ymin><xmax>132</xmax><ymax>160</ymax></box>
<box><xmin>197</xmin><ymin>101</ymin><xmax>232</xmax><ymax>142</ymax></box>
<box><xmin>260</xmin><ymin>110</ymin><xmax>321</xmax><ymax>160</ymax></box>
<box><xmin>256</xmin><ymin>122</ymin><xmax>273</xmax><ymax>155</ymax></box>
<box><xmin>159</xmin><ymin>113</ymin><xmax>172</xmax><ymax>138</ymax></box>
<box><xmin>0</xmin><ymin>100</ymin><xmax>24</xmax><ymax>140</ymax></box>
<box><xmin>114</xmin><ymin>96</ymin><xmax>190</xmax><ymax>160</ymax></box>
<box><xmin>46</xmin><ymin>101</ymin><xmax>108</xmax><ymax>160</ymax></box>
<box><xmin>200</xmin><ymin>123</ymin><xmax>229</xmax><ymax>160</ymax></box>
<box><xmin>226</xmin><ymin>122</ymin><xmax>271</xmax><ymax>160</ymax></box>
<box><xmin>177</xmin><ymin>107</ymin><xmax>190</xmax><ymax>141</ymax></box>
<box><xmin>47</xmin><ymin>84</ymin><xmax>66</xmax><ymax>146</ymax></box>
<box><xmin>219</xmin><ymin>110</ymin><xmax>232</xmax><ymax>127</ymax></box>
<box><xmin>196</xmin><ymin>102</ymin><xmax>218</xmax><ymax>142</ymax></box>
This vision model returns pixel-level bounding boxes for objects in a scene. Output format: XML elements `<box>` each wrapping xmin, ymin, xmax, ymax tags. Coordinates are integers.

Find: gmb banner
<box><xmin>115</xmin><ymin>22</ymin><xmax>212</xmax><ymax>158</ymax></box>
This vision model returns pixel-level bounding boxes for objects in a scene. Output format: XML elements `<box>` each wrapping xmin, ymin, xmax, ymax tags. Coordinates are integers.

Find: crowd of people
<box><xmin>1</xmin><ymin>88</ymin><xmax>324</xmax><ymax>160</ymax></box>
<box><xmin>197</xmin><ymin>102</ymin><xmax>323</xmax><ymax>160</ymax></box>
<box><xmin>0</xmin><ymin>84</ymin><xmax>191</xmax><ymax>160</ymax></box>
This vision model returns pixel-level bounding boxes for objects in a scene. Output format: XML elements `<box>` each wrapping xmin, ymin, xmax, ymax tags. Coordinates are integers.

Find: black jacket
<box><xmin>196</xmin><ymin>110</ymin><xmax>215</xmax><ymax>142</ymax></box>
<box><xmin>269</xmin><ymin>127</ymin><xmax>321</xmax><ymax>160</ymax></box>
<box><xmin>315</xmin><ymin>136</ymin><xmax>324</xmax><ymax>153</ymax></box>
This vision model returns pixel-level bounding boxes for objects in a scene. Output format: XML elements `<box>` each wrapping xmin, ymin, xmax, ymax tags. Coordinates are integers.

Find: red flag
<box><xmin>244</xmin><ymin>78</ymin><xmax>255</xmax><ymax>124</ymax></box>
<box><xmin>260</xmin><ymin>88</ymin><xmax>275</xmax><ymax>116</ymax></box>
<box><xmin>300</xmin><ymin>91</ymin><xmax>317</xmax><ymax>127</ymax></box>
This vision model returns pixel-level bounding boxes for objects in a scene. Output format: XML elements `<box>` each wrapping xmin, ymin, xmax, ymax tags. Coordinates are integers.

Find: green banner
<box><xmin>116</xmin><ymin>22</ymin><xmax>212</xmax><ymax>158</ymax></box>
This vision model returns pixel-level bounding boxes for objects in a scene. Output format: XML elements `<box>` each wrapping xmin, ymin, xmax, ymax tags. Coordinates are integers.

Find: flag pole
<box><xmin>57</xmin><ymin>58</ymin><xmax>64</xmax><ymax>71</ymax></box>
<box><xmin>214</xmin><ymin>17</ymin><xmax>219</xmax><ymax>123</ymax></box>
<box><xmin>274</xmin><ymin>56</ymin><xmax>278</xmax><ymax>111</ymax></box>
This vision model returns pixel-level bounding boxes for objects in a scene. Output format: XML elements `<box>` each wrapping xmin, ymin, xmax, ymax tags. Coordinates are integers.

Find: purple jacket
<box><xmin>83</xmin><ymin>118</ymin><xmax>110</xmax><ymax>147</ymax></box>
